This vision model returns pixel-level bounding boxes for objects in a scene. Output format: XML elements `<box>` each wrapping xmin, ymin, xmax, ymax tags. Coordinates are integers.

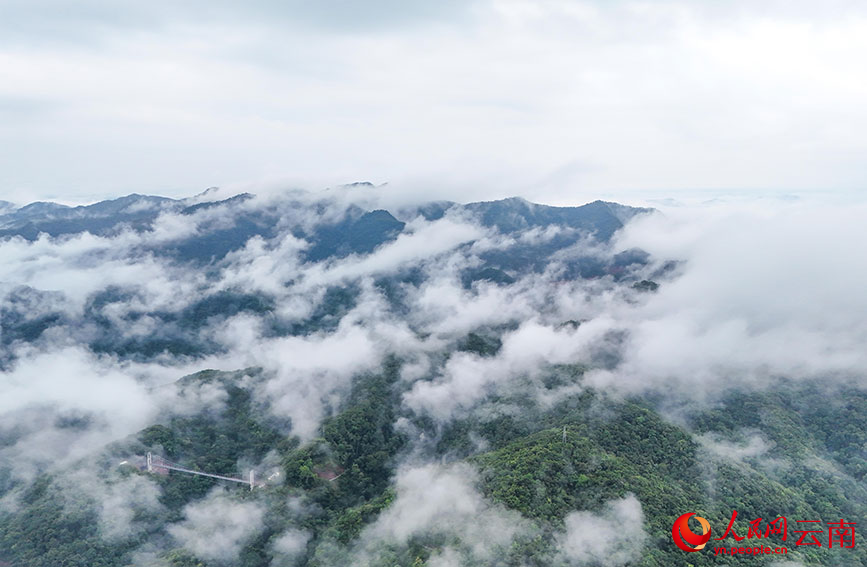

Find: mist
<box><xmin>1</xmin><ymin>188</ymin><xmax>865</xmax><ymax>565</ymax></box>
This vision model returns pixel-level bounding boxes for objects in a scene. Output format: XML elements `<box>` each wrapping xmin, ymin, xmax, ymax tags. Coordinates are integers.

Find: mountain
<box><xmin>464</xmin><ymin>196</ymin><xmax>647</xmax><ymax>240</ymax></box>
<box><xmin>0</xmin><ymin>200</ymin><xmax>18</xmax><ymax>215</ymax></box>
<box><xmin>0</xmin><ymin>191</ymin><xmax>655</xmax><ymax>367</ymax></box>
<box><xmin>1</xmin><ymin>189</ymin><xmax>858</xmax><ymax>567</ymax></box>
<box><xmin>0</xmin><ymin>191</ymin><xmax>652</xmax><ymax>267</ymax></box>
<box><xmin>0</xmin><ymin>194</ymin><xmax>176</xmax><ymax>240</ymax></box>
<box><xmin>305</xmin><ymin>208</ymin><xmax>407</xmax><ymax>261</ymax></box>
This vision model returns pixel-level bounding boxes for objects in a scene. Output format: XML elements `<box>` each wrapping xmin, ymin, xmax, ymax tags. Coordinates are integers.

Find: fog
<box><xmin>1</xmin><ymin>189</ymin><xmax>865</xmax><ymax>564</ymax></box>
<box><xmin>4</xmin><ymin>1</ymin><xmax>867</xmax><ymax>203</ymax></box>
<box><xmin>590</xmin><ymin>199</ymin><xmax>867</xmax><ymax>395</ymax></box>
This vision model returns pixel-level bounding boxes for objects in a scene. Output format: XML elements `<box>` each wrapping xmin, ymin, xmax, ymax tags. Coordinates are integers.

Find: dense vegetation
<box><xmin>2</xmin><ymin>358</ymin><xmax>866</xmax><ymax>566</ymax></box>
<box><xmin>0</xmin><ymin>194</ymin><xmax>861</xmax><ymax>566</ymax></box>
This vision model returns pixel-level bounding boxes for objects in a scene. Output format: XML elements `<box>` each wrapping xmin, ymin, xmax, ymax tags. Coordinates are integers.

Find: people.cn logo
<box><xmin>673</xmin><ymin>512</ymin><xmax>712</xmax><ymax>552</ymax></box>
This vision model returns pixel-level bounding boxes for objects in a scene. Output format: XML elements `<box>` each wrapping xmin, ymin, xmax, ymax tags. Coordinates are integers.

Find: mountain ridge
<box><xmin>0</xmin><ymin>190</ymin><xmax>653</xmax><ymax>249</ymax></box>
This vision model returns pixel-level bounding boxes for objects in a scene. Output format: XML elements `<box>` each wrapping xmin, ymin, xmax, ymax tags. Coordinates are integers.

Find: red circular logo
<box><xmin>673</xmin><ymin>512</ymin><xmax>711</xmax><ymax>552</ymax></box>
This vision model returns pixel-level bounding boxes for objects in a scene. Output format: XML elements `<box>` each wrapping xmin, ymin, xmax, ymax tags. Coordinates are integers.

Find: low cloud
<box><xmin>270</xmin><ymin>528</ymin><xmax>311</xmax><ymax>565</ymax></box>
<box><xmin>235</xmin><ymin>314</ymin><xmax>398</xmax><ymax>439</ymax></box>
<box><xmin>403</xmin><ymin>315</ymin><xmax>622</xmax><ymax>422</ymax></box>
<box><xmin>168</xmin><ymin>487</ymin><xmax>266</xmax><ymax>564</ymax></box>
<box><xmin>2</xmin><ymin>190</ymin><xmax>866</xmax><ymax>566</ymax></box>
<box><xmin>555</xmin><ymin>495</ymin><xmax>647</xmax><ymax>567</ymax></box>
<box><xmin>303</xmin><ymin>214</ymin><xmax>485</xmax><ymax>287</ymax></box>
<box><xmin>0</xmin><ymin>347</ymin><xmax>158</xmax><ymax>481</ymax></box>
<box><xmin>584</xmin><ymin>199</ymin><xmax>867</xmax><ymax>397</ymax></box>
<box><xmin>4</xmin><ymin>192</ymin><xmax>867</xmax><ymax>488</ymax></box>
<box><xmin>62</xmin><ymin>468</ymin><xmax>164</xmax><ymax>543</ymax></box>
<box><xmin>698</xmin><ymin>431</ymin><xmax>773</xmax><ymax>464</ymax></box>
<box><xmin>352</xmin><ymin>462</ymin><xmax>532</xmax><ymax>565</ymax></box>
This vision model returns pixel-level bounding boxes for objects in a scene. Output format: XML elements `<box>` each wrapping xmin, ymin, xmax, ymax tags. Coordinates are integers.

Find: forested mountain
<box><xmin>0</xmin><ymin>188</ymin><xmax>863</xmax><ymax>567</ymax></box>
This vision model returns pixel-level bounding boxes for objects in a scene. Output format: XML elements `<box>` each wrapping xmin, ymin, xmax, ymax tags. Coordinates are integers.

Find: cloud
<box><xmin>0</xmin><ymin>230</ymin><xmax>202</xmax><ymax>311</ymax></box>
<box><xmin>403</xmin><ymin>315</ymin><xmax>616</xmax><ymax>421</ymax></box>
<box><xmin>168</xmin><ymin>487</ymin><xmax>266</xmax><ymax>564</ymax></box>
<box><xmin>271</xmin><ymin>528</ymin><xmax>311</xmax><ymax>565</ymax></box>
<box><xmin>4</xmin><ymin>190</ymin><xmax>865</xmax><ymax>483</ymax></box>
<box><xmin>0</xmin><ymin>0</ymin><xmax>475</xmax><ymax>46</ymax></box>
<box><xmin>353</xmin><ymin>462</ymin><xmax>532</xmax><ymax>564</ymax></box>
<box><xmin>584</xmin><ymin>200</ymin><xmax>867</xmax><ymax>396</ymax></box>
<box><xmin>302</xmin><ymin>215</ymin><xmax>485</xmax><ymax>287</ymax></box>
<box><xmin>221</xmin><ymin>309</ymin><xmax>403</xmax><ymax>439</ymax></box>
<box><xmin>341</xmin><ymin>464</ymin><xmax>648</xmax><ymax>567</ymax></box>
<box><xmin>4</xmin><ymin>2</ymin><xmax>867</xmax><ymax>203</ymax></box>
<box><xmin>3</xmin><ymin>188</ymin><xmax>867</xmax><ymax>567</ymax></box>
<box><xmin>63</xmin><ymin>468</ymin><xmax>164</xmax><ymax>543</ymax></box>
<box><xmin>0</xmin><ymin>347</ymin><xmax>158</xmax><ymax>480</ymax></box>
<box><xmin>555</xmin><ymin>495</ymin><xmax>647</xmax><ymax>566</ymax></box>
<box><xmin>698</xmin><ymin>432</ymin><xmax>773</xmax><ymax>464</ymax></box>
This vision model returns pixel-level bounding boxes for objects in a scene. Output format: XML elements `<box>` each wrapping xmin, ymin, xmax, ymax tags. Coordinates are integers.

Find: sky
<box><xmin>2</xmin><ymin>0</ymin><xmax>867</xmax><ymax>205</ymax></box>
<box><xmin>2</xmin><ymin>2</ymin><xmax>867</xmax><ymax>550</ymax></box>
<box><xmin>3</xmin><ymin>4</ymin><xmax>867</xmax><ymax>562</ymax></box>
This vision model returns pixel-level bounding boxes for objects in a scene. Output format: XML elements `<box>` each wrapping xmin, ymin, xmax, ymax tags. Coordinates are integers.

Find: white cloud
<box><xmin>698</xmin><ymin>431</ymin><xmax>773</xmax><ymax>464</ymax></box>
<box><xmin>347</xmin><ymin>465</ymin><xmax>647</xmax><ymax>567</ymax></box>
<box><xmin>4</xmin><ymin>183</ymin><xmax>867</xmax><ymax>567</ymax></box>
<box><xmin>168</xmin><ymin>487</ymin><xmax>266</xmax><ymax>564</ymax></box>
<box><xmin>271</xmin><ymin>528</ymin><xmax>311</xmax><ymax>565</ymax></box>
<box><xmin>555</xmin><ymin>495</ymin><xmax>647</xmax><ymax>566</ymax></box>
<box><xmin>64</xmin><ymin>469</ymin><xmax>164</xmax><ymax>542</ymax></box>
<box><xmin>0</xmin><ymin>229</ymin><xmax>202</xmax><ymax>311</ymax></box>
<box><xmin>3</xmin><ymin>2</ymin><xmax>867</xmax><ymax>203</ymax></box>
<box><xmin>584</xmin><ymin>200</ymin><xmax>867</xmax><ymax>395</ymax></box>
<box><xmin>0</xmin><ymin>347</ymin><xmax>158</xmax><ymax>479</ymax></box>
<box><xmin>404</xmin><ymin>319</ymin><xmax>599</xmax><ymax>421</ymax></box>
<box><xmin>356</xmin><ymin>462</ymin><xmax>531</xmax><ymax>564</ymax></box>
<box><xmin>239</xmin><ymin>317</ymin><xmax>391</xmax><ymax>439</ymax></box>
<box><xmin>304</xmin><ymin>215</ymin><xmax>484</xmax><ymax>286</ymax></box>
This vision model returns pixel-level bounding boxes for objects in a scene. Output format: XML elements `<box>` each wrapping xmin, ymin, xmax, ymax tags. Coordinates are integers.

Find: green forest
<box><xmin>2</xmin><ymin>354</ymin><xmax>865</xmax><ymax>566</ymax></box>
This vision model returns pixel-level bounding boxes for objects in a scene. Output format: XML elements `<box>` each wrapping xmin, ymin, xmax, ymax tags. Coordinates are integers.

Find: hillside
<box><xmin>0</xmin><ymin>190</ymin><xmax>863</xmax><ymax>567</ymax></box>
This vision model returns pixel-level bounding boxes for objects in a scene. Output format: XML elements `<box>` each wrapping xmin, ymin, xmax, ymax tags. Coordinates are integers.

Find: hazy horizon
<box><xmin>3</xmin><ymin>3</ymin><xmax>867</xmax><ymax>567</ymax></box>
<box><xmin>3</xmin><ymin>0</ymin><xmax>867</xmax><ymax>205</ymax></box>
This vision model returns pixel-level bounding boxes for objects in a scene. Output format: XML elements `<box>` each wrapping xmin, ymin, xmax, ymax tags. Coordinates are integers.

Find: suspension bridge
<box><xmin>146</xmin><ymin>452</ymin><xmax>259</xmax><ymax>490</ymax></box>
